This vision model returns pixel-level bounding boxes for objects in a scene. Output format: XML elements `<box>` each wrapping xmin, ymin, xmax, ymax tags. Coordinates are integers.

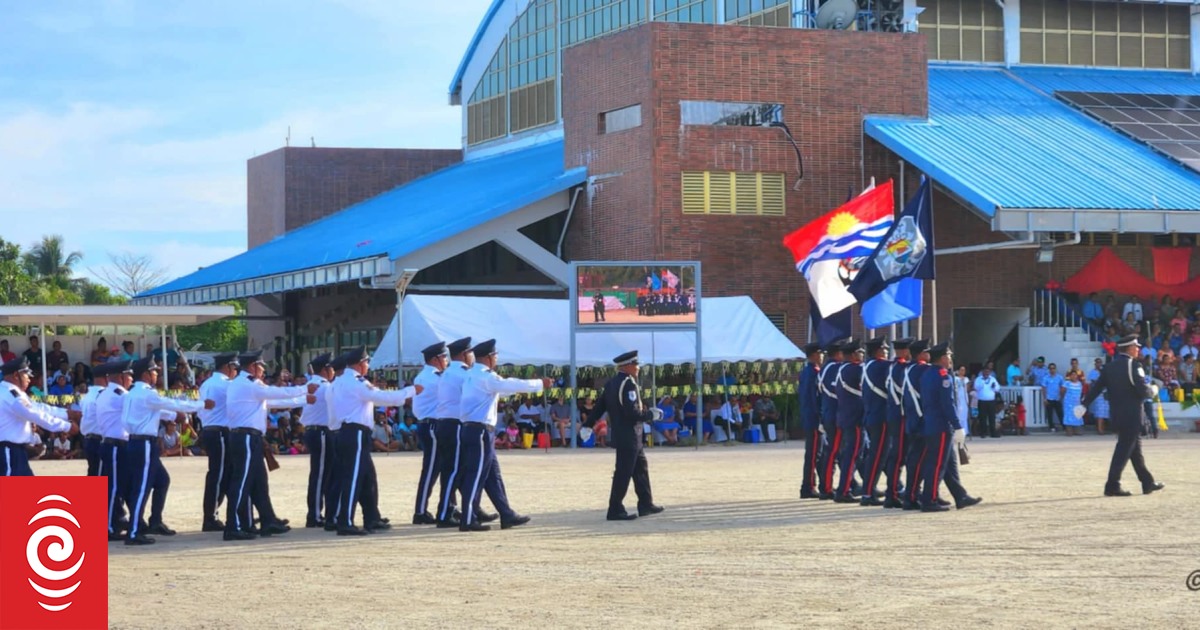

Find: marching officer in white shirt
<box><xmin>198</xmin><ymin>352</ymin><xmax>240</xmax><ymax>532</ymax></box>
<box><xmin>122</xmin><ymin>357</ymin><xmax>210</xmax><ymax>546</ymax></box>
<box><xmin>329</xmin><ymin>346</ymin><xmax>421</xmax><ymax>536</ymax></box>
<box><xmin>433</xmin><ymin>337</ymin><xmax>473</xmax><ymax>528</ymax></box>
<box><xmin>322</xmin><ymin>352</ymin><xmax>351</xmax><ymax>532</ymax></box>
<box><xmin>95</xmin><ymin>360</ymin><xmax>134</xmax><ymax>539</ymax></box>
<box><xmin>412</xmin><ymin>341</ymin><xmax>447</xmax><ymax>525</ymax></box>
<box><xmin>301</xmin><ymin>353</ymin><xmax>335</xmax><ymax>528</ymax></box>
<box><xmin>0</xmin><ymin>356</ymin><xmax>76</xmax><ymax>476</ymax></box>
<box><xmin>80</xmin><ymin>365</ymin><xmax>109</xmax><ymax>476</ymax></box>
<box><xmin>457</xmin><ymin>339</ymin><xmax>548</xmax><ymax>532</ymax></box>
<box><xmin>223</xmin><ymin>351</ymin><xmax>315</xmax><ymax>541</ymax></box>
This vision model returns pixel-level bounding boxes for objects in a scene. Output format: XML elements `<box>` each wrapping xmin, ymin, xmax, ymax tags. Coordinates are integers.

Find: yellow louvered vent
<box><xmin>680</xmin><ymin>171</ymin><xmax>787</xmax><ymax>216</ymax></box>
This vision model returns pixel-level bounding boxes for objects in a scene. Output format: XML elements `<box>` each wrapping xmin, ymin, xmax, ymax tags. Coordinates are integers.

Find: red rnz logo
<box><xmin>0</xmin><ymin>477</ymin><xmax>108</xmax><ymax>630</ymax></box>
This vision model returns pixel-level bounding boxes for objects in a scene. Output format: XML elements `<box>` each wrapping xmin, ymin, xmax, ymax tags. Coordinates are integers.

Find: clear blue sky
<box><xmin>0</xmin><ymin>0</ymin><xmax>491</xmax><ymax>285</ymax></box>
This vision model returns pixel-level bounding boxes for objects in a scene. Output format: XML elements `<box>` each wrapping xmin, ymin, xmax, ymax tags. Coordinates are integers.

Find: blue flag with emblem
<box><xmin>849</xmin><ymin>178</ymin><xmax>935</xmax><ymax>328</ymax></box>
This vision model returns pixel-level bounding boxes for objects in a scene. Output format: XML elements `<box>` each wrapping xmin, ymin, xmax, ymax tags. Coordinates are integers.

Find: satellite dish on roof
<box><xmin>815</xmin><ymin>0</ymin><xmax>858</xmax><ymax>29</ymax></box>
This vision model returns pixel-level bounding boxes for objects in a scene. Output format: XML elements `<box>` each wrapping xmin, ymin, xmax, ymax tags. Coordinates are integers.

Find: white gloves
<box><xmin>818</xmin><ymin>424</ymin><xmax>826</xmax><ymax>435</ymax></box>
<box><xmin>862</xmin><ymin>433</ymin><xmax>871</xmax><ymax>450</ymax></box>
<box><xmin>1149</xmin><ymin>384</ymin><xmax>1160</xmax><ymax>398</ymax></box>
<box><xmin>1072</xmin><ymin>404</ymin><xmax>1087</xmax><ymax>419</ymax></box>
<box><xmin>953</xmin><ymin>429</ymin><xmax>965</xmax><ymax>447</ymax></box>
<box><xmin>649</xmin><ymin>408</ymin><xmax>663</xmax><ymax>421</ymax></box>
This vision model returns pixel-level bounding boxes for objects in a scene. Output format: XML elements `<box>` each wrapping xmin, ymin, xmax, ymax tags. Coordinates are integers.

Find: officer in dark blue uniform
<box><xmin>589</xmin><ymin>350</ymin><xmax>664</xmax><ymax>521</ymax></box>
<box><xmin>882</xmin><ymin>338</ymin><xmax>911</xmax><ymax>508</ymax></box>
<box><xmin>858</xmin><ymin>337</ymin><xmax>891</xmax><ymax>506</ymax></box>
<box><xmin>834</xmin><ymin>339</ymin><xmax>865</xmax><ymax>503</ymax></box>
<box><xmin>901</xmin><ymin>339</ymin><xmax>931</xmax><ymax>510</ymax></box>
<box><xmin>798</xmin><ymin>343</ymin><xmax>824</xmax><ymax>499</ymax></box>
<box><xmin>816</xmin><ymin>340</ymin><xmax>845</xmax><ymax>499</ymax></box>
<box><xmin>1081</xmin><ymin>334</ymin><xmax>1164</xmax><ymax>497</ymax></box>
<box><xmin>918</xmin><ymin>343</ymin><xmax>982</xmax><ymax>512</ymax></box>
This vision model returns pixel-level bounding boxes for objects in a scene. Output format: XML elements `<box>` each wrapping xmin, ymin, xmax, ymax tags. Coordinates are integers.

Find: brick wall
<box><xmin>563</xmin><ymin>23</ymin><xmax>927</xmax><ymax>342</ymax></box>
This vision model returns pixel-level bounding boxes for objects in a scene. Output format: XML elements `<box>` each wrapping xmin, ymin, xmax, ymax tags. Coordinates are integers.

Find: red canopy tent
<box><xmin>1063</xmin><ymin>247</ymin><xmax>1200</xmax><ymax>300</ymax></box>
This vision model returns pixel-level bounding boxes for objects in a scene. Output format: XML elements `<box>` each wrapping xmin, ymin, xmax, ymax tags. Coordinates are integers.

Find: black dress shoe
<box><xmin>147</xmin><ymin>523</ymin><xmax>176</xmax><ymax>536</ymax></box>
<box><xmin>1105</xmin><ymin>487</ymin><xmax>1133</xmax><ymax>497</ymax></box>
<box><xmin>860</xmin><ymin>496</ymin><xmax>884</xmax><ymax>507</ymax></box>
<box><xmin>125</xmin><ymin>534</ymin><xmax>156</xmax><ymax>546</ymax></box>
<box><xmin>459</xmin><ymin>521</ymin><xmax>491</xmax><ymax>532</ymax></box>
<box><xmin>1142</xmin><ymin>482</ymin><xmax>1164</xmax><ymax>495</ymax></box>
<box><xmin>337</xmin><ymin>526</ymin><xmax>369</xmax><ymax>536</ymax></box>
<box><xmin>956</xmin><ymin>496</ymin><xmax>983</xmax><ymax>510</ymax></box>
<box><xmin>500</xmin><ymin>515</ymin><xmax>531</xmax><ymax>530</ymax></box>
<box><xmin>365</xmin><ymin>521</ymin><xmax>392</xmax><ymax>532</ymax></box>
<box><xmin>882</xmin><ymin>498</ymin><xmax>903</xmax><ymax>509</ymax></box>
<box><xmin>436</xmin><ymin>518</ymin><xmax>461</xmax><ymax>529</ymax></box>
<box><xmin>478</xmin><ymin>511</ymin><xmax>500</xmax><ymax>523</ymax></box>
<box><xmin>901</xmin><ymin>500</ymin><xmax>921</xmax><ymax>511</ymax></box>
<box><xmin>921</xmin><ymin>504</ymin><xmax>950</xmax><ymax>513</ymax></box>
<box><xmin>606</xmin><ymin>512</ymin><xmax>637</xmax><ymax>521</ymax></box>
<box><xmin>638</xmin><ymin>505</ymin><xmax>665</xmax><ymax>517</ymax></box>
<box><xmin>412</xmin><ymin>512</ymin><xmax>437</xmax><ymax>525</ymax></box>
<box><xmin>306</xmin><ymin>519</ymin><xmax>325</xmax><ymax>529</ymax></box>
<box><xmin>108</xmin><ymin>532</ymin><xmax>125</xmax><ymax>542</ymax></box>
<box><xmin>833</xmin><ymin>495</ymin><xmax>858</xmax><ymax>504</ymax></box>
<box><xmin>818</xmin><ymin>492</ymin><xmax>834</xmax><ymax>501</ymax></box>
<box><xmin>114</xmin><ymin>518</ymin><xmax>130</xmax><ymax>533</ymax></box>
<box><xmin>324</xmin><ymin>522</ymin><xmax>339</xmax><ymax>532</ymax></box>
<box><xmin>799</xmin><ymin>488</ymin><xmax>818</xmax><ymax>499</ymax></box>
<box><xmin>202</xmin><ymin>520</ymin><xmax>225</xmax><ymax>532</ymax></box>
<box><xmin>262</xmin><ymin>522</ymin><xmax>291</xmax><ymax>535</ymax></box>
<box><xmin>936</xmin><ymin>498</ymin><xmax>951</xmax><ymax>507</ymax></box>
<box><xmin>223</xmin><ymin>530</ymin><xmax>256</xmax><ymax>541</ymax></box>
<box><xmin>277</xmin><ymin>518</ymin><xmax>290</xmax><ymax>526</ymax></box>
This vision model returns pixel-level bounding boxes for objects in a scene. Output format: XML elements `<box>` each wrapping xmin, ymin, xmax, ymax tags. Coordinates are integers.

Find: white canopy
<box><xmin>373</xmin><ymin>294</ymin><xmax>803</xmax><ymax>368</ymax></box>
<box><xmin>0</xmin><ymin>305</ymin><xmax>234</xmax><ymax>326</ymax></box>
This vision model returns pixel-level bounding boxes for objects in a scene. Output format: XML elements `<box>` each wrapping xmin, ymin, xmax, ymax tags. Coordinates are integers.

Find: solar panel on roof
<box><xmin>1057</xmin><ymin>90</ymin><xmax>1200</xmax><ymax>175</ymax></box>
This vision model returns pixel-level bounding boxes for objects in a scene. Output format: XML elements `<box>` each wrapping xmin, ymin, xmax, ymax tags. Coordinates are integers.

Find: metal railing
<box><xmin>1032</xmin><ymin>289</ymin><xmax>1102</xmax><ymax>342</ymax></box>
<box><xmin>997</xmin><ymin>386</ymin><xmax>1047</xmax><ymax>429</ymax></box>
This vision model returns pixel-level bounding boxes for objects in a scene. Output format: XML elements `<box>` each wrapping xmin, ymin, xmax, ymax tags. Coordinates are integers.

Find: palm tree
<box><xmin>22</xmin><ymin>235</ymin><xmax>83</xmax><ymax>285</ymax></box>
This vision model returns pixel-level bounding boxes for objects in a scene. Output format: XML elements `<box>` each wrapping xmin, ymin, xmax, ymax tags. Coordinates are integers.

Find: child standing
<box><xmin>1062</xmin><ymin>372</ymin><xmax>1084</xmax><ymax>436</ymax></box>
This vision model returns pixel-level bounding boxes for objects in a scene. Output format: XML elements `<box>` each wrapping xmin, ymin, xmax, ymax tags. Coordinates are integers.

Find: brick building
<box><xmin>137</xmin><ymin>0</ymin><xmax>1200</xmax><ymax>371</ymax></box>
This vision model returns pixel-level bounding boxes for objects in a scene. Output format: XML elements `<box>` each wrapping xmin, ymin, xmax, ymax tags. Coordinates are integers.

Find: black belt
<box><xmin>202</xmin><ymin>426</ymin><xmax>229</xmax><ymax>434</ymax></box>
<box><xmin>85</xmin><ymin>434</ymin><xmax>102</xmax><ymax>440</ymax></box>
<box><xmin>436</xmin><ymin>418</ymin><xmax>460</xmax><ymax>424</ymax></box>
<box><xmin>0</xmin><ymin>441</ymin><xmax>27</xmax><ymax>449</ymax></box>
<box><xmin>102</xmin><ymin>437</ymin><xmax>127</xmax><ymax>446</ymax></box>
<box><xmin>130</xmin><ymin>434</ymin><xmax>156</xmax><ymax>441</ymax></box>
<box><xmin>461</xmin><ymin>421</ymin><xmax>490</xmax><ymax>428</ymax></box>
<box><xmin>341</xmin><ymin>424</ymin><xmax>370</xmax><ymax>433</ymax></box>
<box><xmin>306</xmin><ymin>426</ymin><xmax>330</xmax><ymax>433</ymax></box>
<box><xmin>231</xmin><ymin>428</ymin><xmax>263</xmax><ymax>437</ymax></box>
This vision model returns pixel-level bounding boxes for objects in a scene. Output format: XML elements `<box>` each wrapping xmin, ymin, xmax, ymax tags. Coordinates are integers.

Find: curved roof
<box><xmin>448</xmin><ymin>0</ymin><xmax>506</xmax><ymax>104</ymax></box>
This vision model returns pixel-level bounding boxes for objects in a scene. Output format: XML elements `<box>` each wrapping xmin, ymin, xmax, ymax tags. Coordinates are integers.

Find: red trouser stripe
<box><xmin>912</xmin><ymin>445</ymin><xmax>927</xmax><ymax>502</ymax></box>
<box><xmin>824</xmin><ymin>429</ymin><xmax>842</xmax><ymax>494</ymax></box>
<box><xmin>931</xmin><ymin>434</ymin><xmax>948</xmax><ymax>503</ymax></box>
<box><xmin>868</xmin><ymin>424</ymin><xmax>887</xmax><ymax>491</ymax></box>
<box><xmin>807</xmin><ymin>431</ymin><xmax>818</xmax><ymax>489</ymax></box>
<box><xmin>840</xmin><ymin>427</ymin><xmax>862</xmax><ymax>497</ymax></box>
<box><xmin>891</xmin><ymin>429</ymin><xmax>905</xmax><ymax>500</ymax></box>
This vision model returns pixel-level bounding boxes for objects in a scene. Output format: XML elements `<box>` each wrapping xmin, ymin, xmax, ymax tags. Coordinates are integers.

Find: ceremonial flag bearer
<box><xmin>797</xmin><ymin>343</ymin><xmax>823</xmax><ymax>499</ymax></box>
<box><xmin>882</xmin><ymin>338</ymin><xmax>912</xmax><ymax>508</ymax></box>
<box><xmin>835</xmin><ymin>339</ymin><xmax>866</xmax><ymax>503</ymax></box>
<box><xmin>901</xmin><ymin>339</ymin><xmax>931</xmax><ymax>510</ymax></box>
<box><xmin>859</xmin><ymin>337</ymin><xmax>891</xmax><ymax>506</ymax></box>
<box><xmin>817</xmin><ymin>340</ymin><xmax>845</xmax><ymax>499</ymax></box>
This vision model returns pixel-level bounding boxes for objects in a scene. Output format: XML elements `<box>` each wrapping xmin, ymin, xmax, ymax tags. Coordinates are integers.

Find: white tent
<box><xmin>372</xmin><ymin>294</ymin><xmax>803</xmax><ymax>368</ymax></box>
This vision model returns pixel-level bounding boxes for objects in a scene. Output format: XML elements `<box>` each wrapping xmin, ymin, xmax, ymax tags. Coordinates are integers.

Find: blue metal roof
<box><xmin>1009</xmin><ymin>66</ymin><xmax>1200</xmax><ymax>97</ymax></box>
<box><xmin>448</xmin><ymin>0</ymin><xmax>506</xmax><ymax>102</ymax></box>
<box><xmin>139</xmin><ymin>140</ymin><xmax>585</xmax><ymax>298</ymax></box>
<box><xmin>864</xmin><ymin>65</ymin><xmax>1200</xmax><ymax>217</ymax></box>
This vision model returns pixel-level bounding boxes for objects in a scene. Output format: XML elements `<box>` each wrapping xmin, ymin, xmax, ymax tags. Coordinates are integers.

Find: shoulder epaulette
<box><xmin>114</xmin><ymin>389</ymin><xmax>124</xmax><ymax>396</ymax></box>
<box><xmin>9</xmin><ymin>389</ymin><xmax>18</xmax><ymax>398</ymax></box>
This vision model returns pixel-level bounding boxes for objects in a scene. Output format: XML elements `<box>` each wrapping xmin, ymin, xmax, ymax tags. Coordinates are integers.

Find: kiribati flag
<box><xmin>783</xmin><ymin>181</ymin><xmax>895</xmax><ymax>318</ymax></box>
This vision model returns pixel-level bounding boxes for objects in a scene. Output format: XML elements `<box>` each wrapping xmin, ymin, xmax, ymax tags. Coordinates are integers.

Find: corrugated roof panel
<box><xmin>139</xmin><ymin>140</ymin><xmax>585</xmax><ymax>297</ymax></box>
<box><xmin>865</xmin><ymin>66</ymin><xmax>1200</xmax><ymax>216</ymax></box>
<box><xmin>1010</xmin><ymin>66</ymin><xmax>1200</xmax><ymax>97</ymax></box>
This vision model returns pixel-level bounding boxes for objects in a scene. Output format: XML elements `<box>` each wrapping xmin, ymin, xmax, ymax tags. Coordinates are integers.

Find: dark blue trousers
<box><xmin>861</xmin><ymin>423</ymin><xmax>887</xmax><ymax>498</ymax></box>
<box><xmin>201</xmin><ymin>427</ymin><xmax>228</xmax><ymax>523</ymax></box>
<box><xmin>920</xmin><ymin>432</ymin><xmax>966</xmax><ymax>505</ymax></box>
<box><xmin>455</xmin><ymin>422</ymin><xmax>516</xmax><ymax>525</ymax></box>
<box><xmin>904</xmin><ymin>433</ymin><xmax>926</xmax><ymax>504</ymax></box>
<box><xmin>413</xmin><ymin>421</ymin><xmax>438</xmax><ymax>517</ymax></box>
<box><xmin>84</xmin><ymin>435</ymin><xmax>102</xmax><ymax>476</ymax></box>
<box><xmin>817</xmin><ymin>421</ymin><xmax>839</xmax><ymax>494</ymax></box>
<box><xmin>304</xmin><ymin>427</ymin><xmax>334</xmax><ymax>524</ymax></box>
<box><xmin>327</xmin><ymin>430</ymin><xmax>341</xmax><ymax>524</ymax></box>
<box><xmin>883</xmin><ymin>423</ymin><xmax>905</xmax><ymax>501</ymax></box>
<box><xmin>100</xmin><ymin>440</ymin><xmax>129</xmax><ymax>533</ymax></box>
<box><xmin>801</xmin><ymin>428</ymin><xmax>819</xmax><ymax>493</ymax></box>
<box><xmin>434</xmin><ymin>418</ymin><xmax>461</xmax><ymax>521</ymax></box>
<box><xmin>125</xmin><ymin>437</ymin><xmax>170</xmax><ymax>540</ymax></box>
<box><xmin>0</xmin><ymin>442</ymin><xmax>33</xmax><ymax>476</ymax></box>
<box><xmin>336</xmin><ymin>425</ymin><xmax>380</xmax><ymax>528</ymax></box>
<box><xmin>836</xmin><ymin>425</ymin><xmax>863</xmax><ymax>498</ymax></box>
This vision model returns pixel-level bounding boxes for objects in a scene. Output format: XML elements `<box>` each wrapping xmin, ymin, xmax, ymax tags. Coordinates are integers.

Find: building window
<box><xmin>653</xmin><ymin>0</ymin><xmax>714</xmax><ymax>23</ymax></box>
<box><xmin>599</xmin><ymin>104</ymin><xmax>643</xmax><ymax>134</ymax></box>
<box><xmin>681</xmin><ymin>171</ymin><xmax>786</xmax><ymax>216</ymax></box>
<box><xmin>726</xmin><ymin>0</ymin><xmax>790</xmax><ymax>26</ymax></box>
<box><xmin>1020</xmin><ymin>0</ymin><xmax>1190</xmax><ymax>69</ymax></box>
<box><xmin>467</xmin><ymin>45</ymin><xmax>508</xmax><ymax>145</ymax></box>
<box><xmin>508</xmin><ymin>0</ymin><xmax>558</xmax><ymax>134</ymax></box>
<box><xmin>561</xmin><ymin>0</ymin><xmax>649</xmax><ymax>48</ymax></box>
<box><xmin>918</xmin><ymin>0</ymin><xmax>1004</xmax><ymax>63</ymax></box>
<box><xmin>681</xmin><ymin>101</ymin><xmax>783</xmax><ymax>126</ymax></box>
<box><xmin>766</xmin><ymin>312</ymin><xmax>787</xmax><ymax>334</ymax></box>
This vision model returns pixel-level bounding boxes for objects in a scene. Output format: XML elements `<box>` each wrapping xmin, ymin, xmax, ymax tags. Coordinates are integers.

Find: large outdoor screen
<box><xmin>576</xmin><ymin>264</ymin><xmax>697</xmax><ymax>326</ymax></box>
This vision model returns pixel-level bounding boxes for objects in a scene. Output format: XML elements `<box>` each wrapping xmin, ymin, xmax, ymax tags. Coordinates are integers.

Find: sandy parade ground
<box><xmin>30</xmin><ymin>433</ymin><xmax>1200</xmax><ymax>629</ymax></box>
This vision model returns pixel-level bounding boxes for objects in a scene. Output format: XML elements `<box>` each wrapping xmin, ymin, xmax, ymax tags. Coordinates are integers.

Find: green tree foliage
<box><xmin>174</xmin><ymin>301</ymin><xmax>248</xmax><ymax>353</ymax></box>
<box><xmin>22</xmin><ymin>235</ymin><xmax>84</xmax><ymax>289</ymax></box>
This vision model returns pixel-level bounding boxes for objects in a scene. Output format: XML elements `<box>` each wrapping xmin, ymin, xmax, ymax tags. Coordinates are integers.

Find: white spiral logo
<box><xmin>26</xmin><ymin>494</ymin><xmax>85</xmax><ymax>612</ymax></box>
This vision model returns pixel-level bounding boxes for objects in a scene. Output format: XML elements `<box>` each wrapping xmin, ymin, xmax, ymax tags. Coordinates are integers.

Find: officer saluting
<box><xmin>834</xmin><ymin>339</ymin><xmax>865</xmax><ymax>503</ymax></box>
<box><xmin>797</xmin><ymin>343</ymin><xmax>823</xmax><ymax>499</ymax></box>
<box><xmin>197</xmin><ymin>352</ymin><xmax>240</xmax><ymax>532</ymax></box>
<box><xmin>300</xmin><ymin>353</ymin><xmax>335</xmax><ymax>528</ymax></box>
<box><xmin>917</xmin><ymin>343</ymin><xmax>982</xmax><ymax>512</ymax></box>
<box><xmin>1080</xmin><ymin>334</ymin><xmax>1164</xmax><ymax>497</ymax></box>
<box><xmin>0</xmin><ymin>357</ymin><xmax>75</xmax><ymax>476</ymax></box>
<box><xmin>859</xmin><ymin>336</ymin><xmax>891</xmax><ymax>506</ymax></box>
<box><xmin>589</xmin><ymin>350</ymin><xmax>665</xmax><ymax>521</ymax></box>
<box><xmin>411</xmin><ymin>341</ymin><xmax>447</xmax><ymax>525</ymax></box>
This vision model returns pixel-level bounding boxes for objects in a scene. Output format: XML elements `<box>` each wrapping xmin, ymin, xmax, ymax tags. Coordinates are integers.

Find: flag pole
<box><xmin>931</xmin><ymin>280</ymin><xmax>939</xmax><ymax>344</ymax></box>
